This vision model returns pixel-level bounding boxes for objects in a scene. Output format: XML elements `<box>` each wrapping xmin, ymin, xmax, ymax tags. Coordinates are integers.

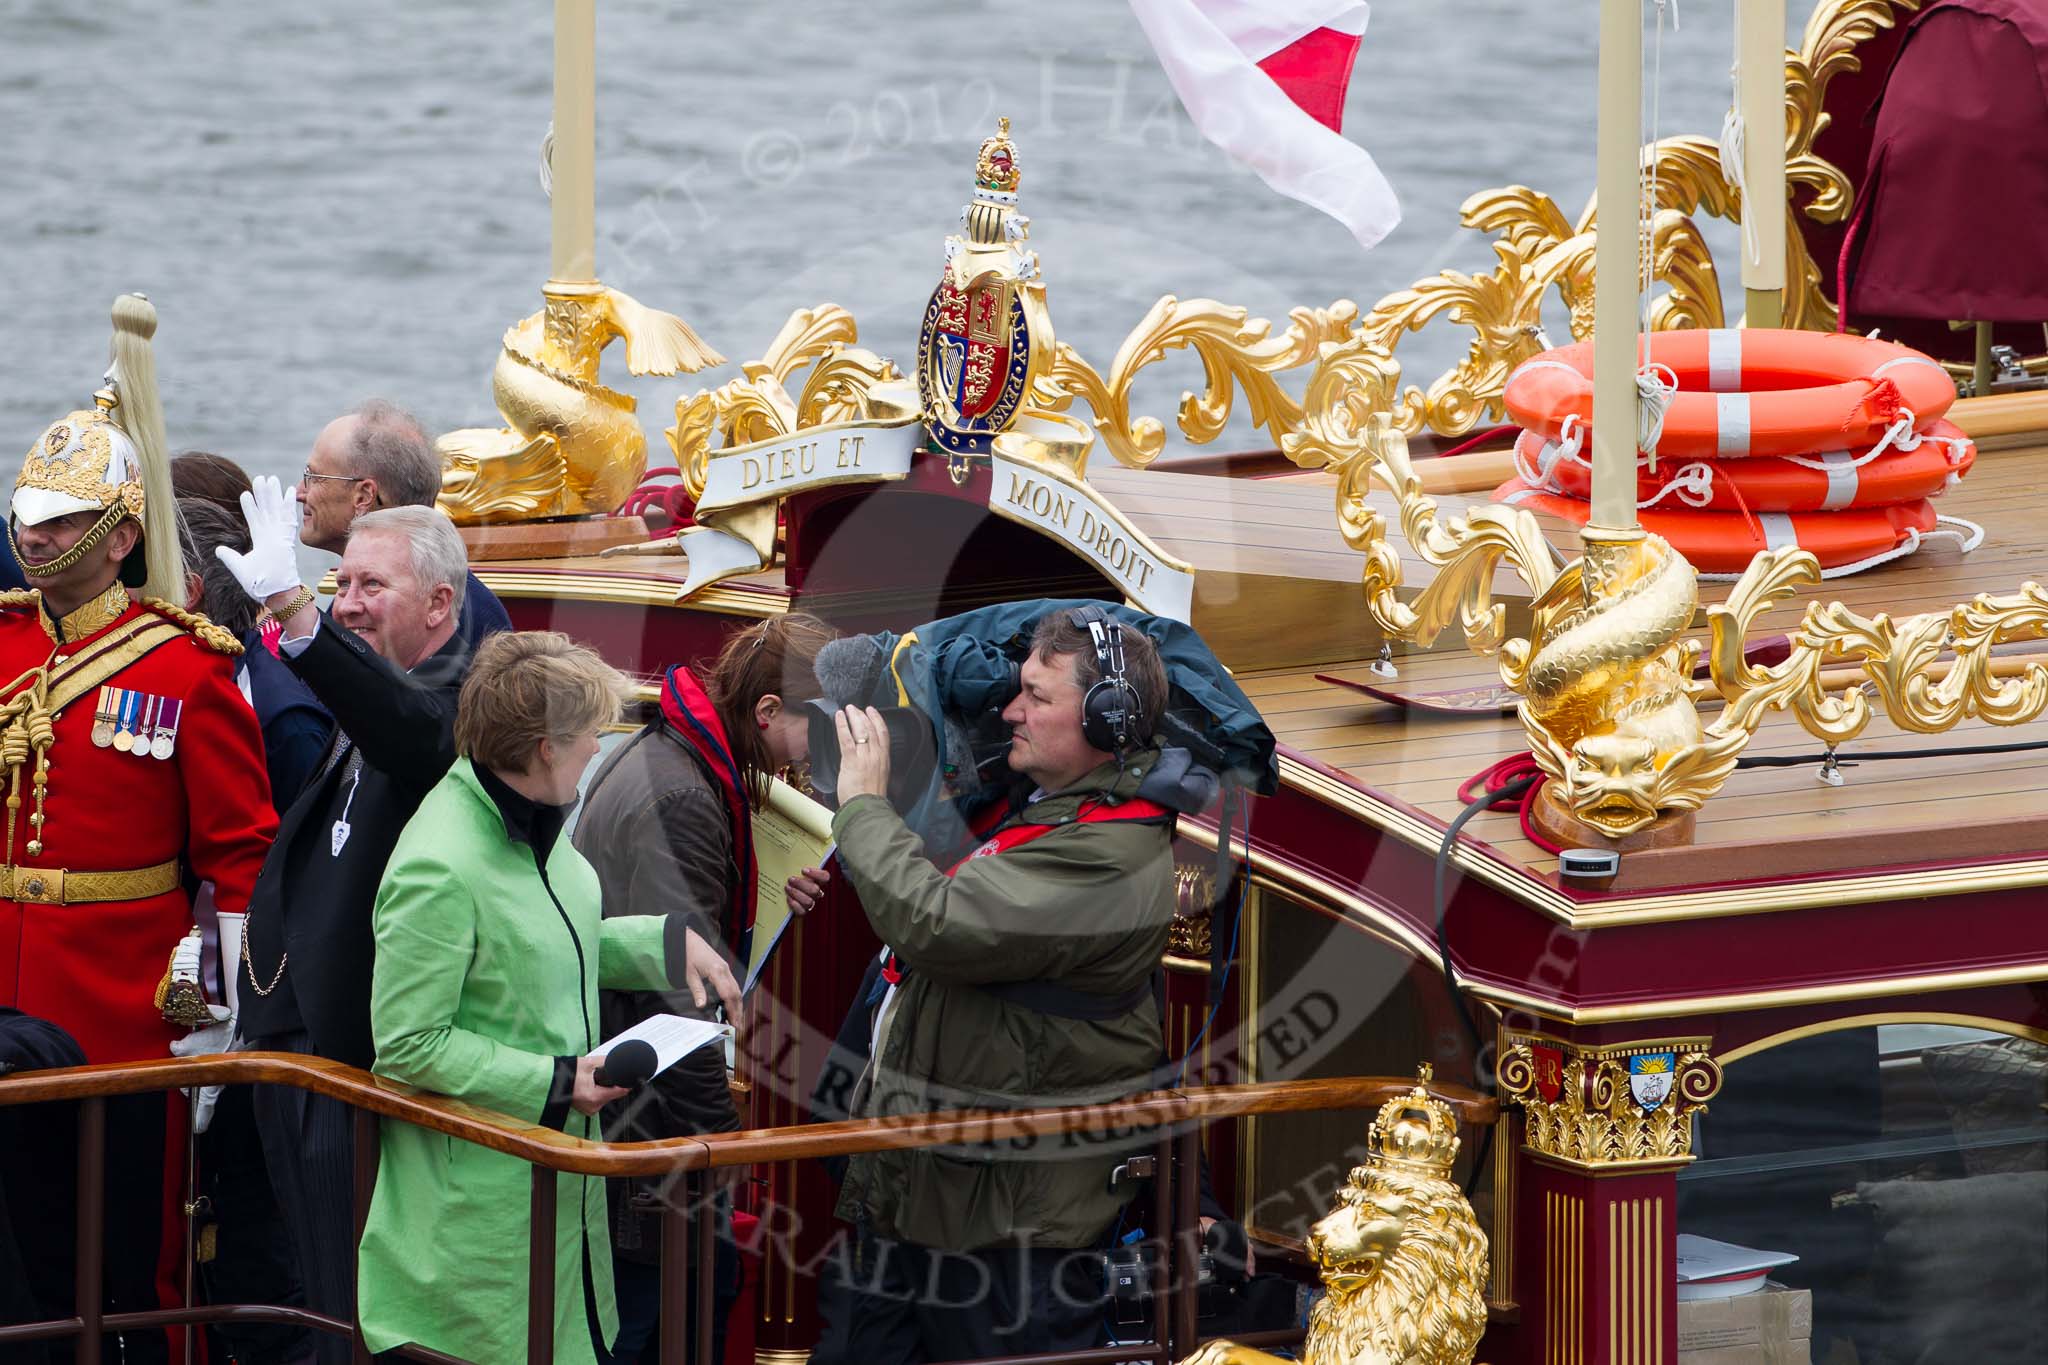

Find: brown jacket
<box><xmin>574</xmin><ymin>720</ymin><xmax>743</xmax><ymax>1258</ymax></box>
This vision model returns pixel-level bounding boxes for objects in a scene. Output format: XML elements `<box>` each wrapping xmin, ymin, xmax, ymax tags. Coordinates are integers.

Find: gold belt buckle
<box><xmin>13</xmin><ymin>867</ymin><xmax>65</xmax><ymax>904</ymax></box>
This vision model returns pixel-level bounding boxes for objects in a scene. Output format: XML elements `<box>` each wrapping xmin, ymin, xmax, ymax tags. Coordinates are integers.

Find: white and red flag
<box><xmin>1128</xmin><ymin>0</ymin><xmax>1399</xmax><ymax>249</ymax></box>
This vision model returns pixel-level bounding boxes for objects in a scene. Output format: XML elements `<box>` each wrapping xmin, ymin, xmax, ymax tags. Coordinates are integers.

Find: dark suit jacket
<box><xmin>239</xmin><ymin>618</ymin><xmax>470</xmax><ymax>1069</ymax></box>
<box><xmin>239</xmin><ymin>631</ymin><xmax>336</xmax><ymax>814</ymax></box>
<box><xmin>460</xmin><ymin>571</ymin><xmax>512</xmax><ymax>646</ymax></box>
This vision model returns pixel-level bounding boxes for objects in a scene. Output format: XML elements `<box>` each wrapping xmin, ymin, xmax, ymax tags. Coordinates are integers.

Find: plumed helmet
<box><xmin>13</xmin><ymin>295</ymin><xmax>182</xmax><ymax>599</ymax></box>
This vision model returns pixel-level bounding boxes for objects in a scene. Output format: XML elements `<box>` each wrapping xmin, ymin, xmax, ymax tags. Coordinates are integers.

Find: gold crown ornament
<box><xmin>917</xmin><ymin>118</ymin><xmax>1054</xmax><ymax>457</ymax></box>
<box><xmin>975</xmin><ymin>116</ymin><xmax>1022</xmax><ymax>195</ymax></box>
<box><xmin>12</xmin><ymin>296</ymin><xmax>183</xmax><ymax>601</ymax></box>
<box><xmin>1365</xmin><ymin>1064</ymin><xmax>1463</xmax><ymax>1177</ymax></box>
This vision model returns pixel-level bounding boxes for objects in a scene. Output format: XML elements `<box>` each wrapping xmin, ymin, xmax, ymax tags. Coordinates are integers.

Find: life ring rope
<box><xmin>1693</xmin><ymin>514</ymin><xmax>1985</xmax><ymax>583</ymax></box>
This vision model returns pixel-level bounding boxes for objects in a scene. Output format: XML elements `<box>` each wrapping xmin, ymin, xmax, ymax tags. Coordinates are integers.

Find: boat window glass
<box><xmin>1678</xmin><ymin>1025</ymin><xmax>2047</xmax><ymax>1363</ymax></box>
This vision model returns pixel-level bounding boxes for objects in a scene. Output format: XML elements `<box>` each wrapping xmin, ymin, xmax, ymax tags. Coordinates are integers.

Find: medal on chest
<box><xmin>91</xmin><ymin>686</ymin><xmax>120</xmax><ymax>747</ymax></box>
<box><xmin>111</xmin><ymin>688</ymin><xmax>142</xmax><ymax>752</ymax></box>
<box><xmin>149</xmin><ymin>698</ymin><xmax>180</xmax><ymax>759</ymax></box>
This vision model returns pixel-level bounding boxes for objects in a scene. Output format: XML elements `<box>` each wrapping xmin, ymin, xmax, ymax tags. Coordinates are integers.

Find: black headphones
<box><xmin>1069</xmin><ymin>605</ymin><xmax>1145</xmax><ymax>753</ymax></box>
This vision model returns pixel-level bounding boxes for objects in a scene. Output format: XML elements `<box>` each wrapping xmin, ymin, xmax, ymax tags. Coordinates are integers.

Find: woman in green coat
<box><xmin>356</xmin><ymin>631</ymin><xmax>718</xmax><ymax>1364</ymax></box>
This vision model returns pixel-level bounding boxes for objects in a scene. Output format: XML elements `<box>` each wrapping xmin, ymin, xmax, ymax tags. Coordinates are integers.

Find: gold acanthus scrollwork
<box><xmin>1498</xmin><ymin>1041</ymin><xmax>1723</xmax><ymax>1168</ymax></box>
<box><xmin>1356</xmin><ymin>194</ymin><xmax>1727</xmax><ymax>440</ymax></box>
<box><xmin>665</xmin><ymin>304</ymin><xmax>905</xmax><ymax>505</ymax></box>
<box><xmin>1279</xmin><ymin>335</ymin><xmax>1557</xmax><ymax>657</ymax></box>
<box><xmin>1031</xmin><ymin>296</ymin><xmax>1358</xmax><ymax>469</ymax></box>
<box><xmin>1704</xmin><ymin>548</ymin><xmax>2048</xmax><ymax>743</ymax></box>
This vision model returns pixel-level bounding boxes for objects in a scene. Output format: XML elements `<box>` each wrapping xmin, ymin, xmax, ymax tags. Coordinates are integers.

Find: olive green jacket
<box><xmin>829</xmin><ymin>751</ymin><xmax>1175</xmax><ymax>1250</ymax></box>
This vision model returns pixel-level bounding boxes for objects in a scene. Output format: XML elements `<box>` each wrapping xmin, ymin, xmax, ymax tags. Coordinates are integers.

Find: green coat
<box><xmin>830</xmin><ymin>751</ymin><xmax>1176</xmax><ymax>1251</ymax></box>
<box><xmin>357</xmin><ymin>758</ymin><xmax>673</xmax><ymax>1364</ymax></box>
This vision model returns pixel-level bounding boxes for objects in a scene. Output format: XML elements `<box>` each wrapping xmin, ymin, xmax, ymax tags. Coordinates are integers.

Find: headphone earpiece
<box><xmin>1068</xmin><ymin>605</ymin><xmax>1142</xmax><ymax>753</ymax></box>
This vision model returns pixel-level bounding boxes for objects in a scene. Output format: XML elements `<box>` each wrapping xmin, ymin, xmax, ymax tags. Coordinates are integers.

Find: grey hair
<box><xmin>348</xmin><ymin>399</ymin><xmax>442</xmax><ymax>509</ymax></box>
<box><xmin>350</xmin><ymin>505</ymin><xmax>466</xmax><ymax>626</ymax></box>
<box><xmin>177</xmin><ymin>496</ymin><xmax>260</xmax><ymax>637</ymax></box>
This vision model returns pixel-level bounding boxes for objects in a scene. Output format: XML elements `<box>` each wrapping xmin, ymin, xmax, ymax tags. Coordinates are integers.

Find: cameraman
<box><xmin>816</xmin><ymin>607</ymin><xmax>1175</xmax><ymax>1364</ymax></box>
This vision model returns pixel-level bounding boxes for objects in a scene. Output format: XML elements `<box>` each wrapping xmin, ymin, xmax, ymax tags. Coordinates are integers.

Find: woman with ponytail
<box><xmin>573</xmin><ymin>611</ymin><xmax>837</xmax><ymax>1363</ymax></box>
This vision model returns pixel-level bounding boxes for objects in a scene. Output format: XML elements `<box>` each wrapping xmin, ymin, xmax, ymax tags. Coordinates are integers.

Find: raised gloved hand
<box><xmin>215</xmin><ymin>474</ymin><xmax>304</xmax><ymax>601</ymax></box>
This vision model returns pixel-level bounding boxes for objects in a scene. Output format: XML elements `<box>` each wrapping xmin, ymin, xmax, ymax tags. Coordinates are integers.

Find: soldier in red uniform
<box><xmin>0</xmin><ymin>295</ymin><xmax>277</xmax><ymax>1364</ymax></box>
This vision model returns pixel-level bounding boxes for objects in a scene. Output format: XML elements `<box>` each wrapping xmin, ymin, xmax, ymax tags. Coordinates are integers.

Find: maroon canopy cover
<box><xmin>1842</xmin><ymin>0</ymin><xmax>2048</xmax><ymax>325</ymax></box>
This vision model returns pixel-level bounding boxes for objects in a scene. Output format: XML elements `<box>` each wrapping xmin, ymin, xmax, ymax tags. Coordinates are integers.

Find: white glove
<box><xmin>170</xmin><ymin>1014</ymin><xmax>231</xmax><ymax>1132</ymax></box>
<box><xmin>166</xmin><ymin>928</ymin><xmax>232</xmax><ymax>1132</ymax></box>
<box><xmin>215</xmin><ymin>474</ymin><xmax>305</xmax><ymax>601</ymax></box>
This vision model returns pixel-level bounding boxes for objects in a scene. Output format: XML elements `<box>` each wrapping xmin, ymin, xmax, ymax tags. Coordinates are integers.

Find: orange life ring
<box><xmin>1513</xmin><ymin>418</ymin><xmax>1974</xmax><ymax>513</ymax></box>
<box><xmin>1493</xmin><ymin>477</ymin><xmax>1939</xmax><ymax>575</ymax></box>
<box><xmin>1502</xmin><ymin>329</ymin><xmax>1956</xmax><ymax>460</ymax></box>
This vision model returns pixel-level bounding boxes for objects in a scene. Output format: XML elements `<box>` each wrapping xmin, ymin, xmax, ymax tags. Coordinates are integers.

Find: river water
<box><xmin>2</xmin><ymin>1</ymin><xmax>1804</xmax><ymax>494</ymax></box>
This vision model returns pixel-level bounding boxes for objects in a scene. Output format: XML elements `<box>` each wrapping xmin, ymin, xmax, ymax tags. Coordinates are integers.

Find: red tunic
<box><xmin>0</xmin><ymin>593</ymin><xmax>277</xmax><ymax>1064</ymax></box>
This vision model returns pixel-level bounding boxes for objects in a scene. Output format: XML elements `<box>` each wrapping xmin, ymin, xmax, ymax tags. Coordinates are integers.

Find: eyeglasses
<box><xmin>300</xmin><ymin>466</ymin><xmax>365</xmax><ymax>487</ymax></box>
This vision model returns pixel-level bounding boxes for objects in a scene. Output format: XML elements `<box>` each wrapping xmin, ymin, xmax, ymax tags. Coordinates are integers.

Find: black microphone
<box><xmin>593</xmin><ymin>1038</ymin><xmax>657</xmax><ymax>1089</ymax></box>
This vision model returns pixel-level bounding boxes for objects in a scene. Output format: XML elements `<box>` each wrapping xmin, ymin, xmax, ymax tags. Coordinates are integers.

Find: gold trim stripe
<box><xmin>1605</xmin><ymin>1198</ymin><xmax>1668</xmax><ymax>1365</ymax></box>
<box><xmin>1716</xmin><ymin>1011</ymin><xmax>2048</xmax><ymax>1065</ymax></box>
<box><xmin>1185</xmin><ymin>803</ymin><xmax>2048</xmax><ymax>1025</ymax></box>
<box><xmin>321</xmin><ymin>567</ymin><xmax>788</xmax><ymax>618</ymax></box>
<box><xmin>1276</xmin><ymin>752</ymin><xmax>2048</xmax><ymax>927</ymax></box>
<box><xmin>1491</xmin><ymin>1112</ymin><xmax>1514</xmax><ymax>1305</ymax></box>
<box><xmin>470</xmin><ymin>570</ymin><xmax>789</xmax><ymax>616</ymax></box>
<box><xmin>1547</xmin><ymin>1190</ymin><xmax>1583</xmax><ymax>1365</ymax></box>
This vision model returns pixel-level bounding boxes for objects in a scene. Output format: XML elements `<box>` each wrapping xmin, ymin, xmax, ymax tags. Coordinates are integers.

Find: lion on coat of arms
<box><xmin>1180</xmin><ymin>1071</ymin><xmax>1489</xmax><ymax>1365</ymax></box>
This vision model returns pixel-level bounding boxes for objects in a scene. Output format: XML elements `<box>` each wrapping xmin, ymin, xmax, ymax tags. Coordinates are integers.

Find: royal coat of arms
<box><xmin>918</xmin><ymin>118</ymin><xmax>1052</xmax><ymax>455</ymax></box>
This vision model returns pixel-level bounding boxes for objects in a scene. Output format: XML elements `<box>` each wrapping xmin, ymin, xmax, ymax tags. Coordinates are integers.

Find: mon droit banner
<box><xmin>987</xmin><ymin>451</ymin><xmax>1195</xmax><ymax>622</ymax></box>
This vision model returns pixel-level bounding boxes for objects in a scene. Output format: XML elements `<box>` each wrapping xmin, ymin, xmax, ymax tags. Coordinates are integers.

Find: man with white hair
<box><xmin>217</xmin><ymin>480</ymin><xmax>478</xmax><ymax>1359</ymax></box>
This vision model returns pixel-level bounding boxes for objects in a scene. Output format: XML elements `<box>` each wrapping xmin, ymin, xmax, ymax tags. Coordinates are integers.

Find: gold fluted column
<box><xmin>1738</xmin><ymin>0</ymin><xmax>1788</xmax><ymax>327</ymax></box>
<box><xmin>1590</xmin><ymin>0</ymin><xmax>1644</xmax><ymax>534</ymax></box>
<box><xmin>550</xmin><ymin>0</ymin><xmax>597</xmax><ymax>284</ymax></box>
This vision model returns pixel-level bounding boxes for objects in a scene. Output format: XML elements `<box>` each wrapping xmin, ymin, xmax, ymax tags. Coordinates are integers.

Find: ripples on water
<box><xmin>1</xmin><ymin>0</ymin><xmax>1796</xmax><ymax>520</ymax></box>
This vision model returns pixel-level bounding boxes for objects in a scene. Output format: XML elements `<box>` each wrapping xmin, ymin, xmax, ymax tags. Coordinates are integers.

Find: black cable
<box><xmin>1433</xmin><ymin>774</ymin><xmax>1537</xmax><ymax>1057</ymax></box>
<box><xmin>1735</xmin><ymin>735</ymin><xmax>2048</xmax><ymax>768</ymax></box>
<box><xmin>1434</xmin><ymin>774</ymin><xmax>1537</xmax><ymax>1198</ymax></box>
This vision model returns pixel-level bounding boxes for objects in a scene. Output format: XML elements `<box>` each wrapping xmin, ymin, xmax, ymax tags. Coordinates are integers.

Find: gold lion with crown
<box><xmin>1181</xmin><ymin>1068</ymin><xmax>1489</xmax><ymax>1365</ymax></box>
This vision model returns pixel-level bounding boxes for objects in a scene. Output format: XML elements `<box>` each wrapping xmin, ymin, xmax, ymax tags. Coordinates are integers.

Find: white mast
<box><xmin>1737</xmin><ymin>0</ymin><xmax>1788</xmax><ymax>327</ymax></box>
<box><xmin>1590</xmin><ymin>0</ymin><xmax>1644</xmax><ymax>533</ymax></box>
<box><xmin>550</xmin><ymin>0</ymin><xmax>597</xmax><ymax>284</ymax></box>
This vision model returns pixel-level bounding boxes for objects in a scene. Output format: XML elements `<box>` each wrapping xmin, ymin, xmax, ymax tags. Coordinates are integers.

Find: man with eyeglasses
<box><xmin>296</xmin><ymin>400</ymin><xmax>511</xmax><ymax>645</ymax></box>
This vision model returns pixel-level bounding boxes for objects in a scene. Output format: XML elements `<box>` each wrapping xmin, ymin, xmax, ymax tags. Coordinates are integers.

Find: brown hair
<box><xmin>456</xmin><ymin>631</ymin><xmax>632</xmax><ymax>775</ymax></box>
<box><xmin>178</xmin><ymin>497</ymin><xmax>259</xmax><ymax>636</ymax></box>
<box><xmin>700</xmin><ymin>612</ymin><xmax>835</xmax><ymax>808</ymax></box>
<box><xmin>1029</xmin><ymin>609</ymin><xmax>1169</xmax><ymax>744</ymax></box>
<box><xmin>171</xmin><ymin>451</ymin><xmax>254</xmax><ymax>516</ymax></box>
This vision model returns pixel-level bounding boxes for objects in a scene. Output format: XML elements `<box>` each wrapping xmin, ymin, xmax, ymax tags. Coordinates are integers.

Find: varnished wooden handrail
<box><xmin>0</xmin><ymin>1053</ymin><xmax>1493</xmax><ymax>1176</ymax></box>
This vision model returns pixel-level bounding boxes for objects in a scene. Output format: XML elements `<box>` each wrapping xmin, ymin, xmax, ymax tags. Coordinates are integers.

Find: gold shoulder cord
<box><xmin>140</xmin><ymin>597</ymin><xmax>244</xmax><ymax>656</ymax></box>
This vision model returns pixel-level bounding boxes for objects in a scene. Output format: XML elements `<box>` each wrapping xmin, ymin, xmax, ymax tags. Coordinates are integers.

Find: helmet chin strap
<box><xmin>10</xmin><ymin>503</ymin><xmax>128</xmax><ymax>581</ymax></box>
